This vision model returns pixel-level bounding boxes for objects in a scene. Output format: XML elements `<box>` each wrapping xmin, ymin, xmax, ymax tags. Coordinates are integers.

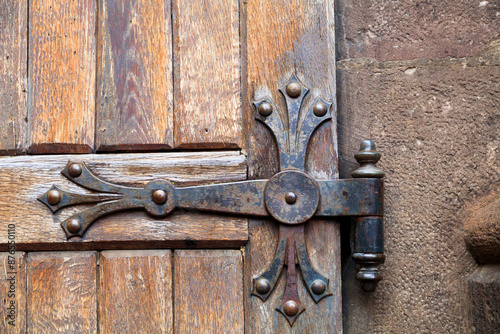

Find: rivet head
<box><xmin>285</xmin><ymin>192</ymin><xmax>297</xmax><ymax>205</ymax></box>
<box><xmin>255</xmin><ymin>278</ymin><xmax>271</xmax><ymax>295</ymax></box>
<box><xmin>258</xmin><ymin>102</ymin><xmax>273</xmax><ymax>117</ymax></box>
<box><xmin>67</xmin><ymin>219</ymin><xmax>81</xmax><ymax>234</ymax></box>
<box><xmin>311</xmin><ymin>279</ymin><xmax>327</xmax><ymax>295</ymax></box>
<box><xmin>152</xmin><ymin>189</ymin><xmax>168</xmax><ymax>205</ymax></box>
<box><xmin>313</xmin><ymin>102</ymin><xmax>328</xmax><ymax>117</ymax></box>
<box><xmin>283</xmin><ymin>300</ymin><xmax>299</xmax><ymax>317</ymax></box>
<box><xmin>68</xmin><ymin>163</ymin><xmax>82</xmax><ymax>177</ymax></box>
<box><xmin>47</xmin><ymin>190</ymin><xmax>61</xmax><ymax>205</ymax></box>
<box><xmin>286</xmin><ymin>82</ymin><xmax>301</xmax><ymax>98</ymax></box>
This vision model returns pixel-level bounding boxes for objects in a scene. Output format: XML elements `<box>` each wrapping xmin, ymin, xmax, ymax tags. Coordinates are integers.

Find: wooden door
<box><xmin>0</xmin><ymin>0</ymin><xmax>339</xmax><ymax>333</ymax></box>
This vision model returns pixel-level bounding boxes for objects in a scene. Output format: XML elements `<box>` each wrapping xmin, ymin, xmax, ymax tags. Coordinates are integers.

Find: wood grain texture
<box><xmin>0</xmin><ymin>0</ymin><xmax>27</xmax><ymax>155</ymax></box>
<box><xmin>174</xmin><ymin>250</ymin><xmax>244</xmax><ymax>334</ymax></box>
<box><xmin>27</xmin><ymin>252</ymin><xmax>97</xmax><ymax>333</ymax></box>
<box><xmin>99</xmin><ymin>250</ymin><xmax>173</xmax><ymax>333</ymax></box>
<box><xmin>0</xmin><ymin>252</ymin><xmax>27</xmax><ymax>333</ymax></box>
<box><xmin>0</xmin><ymin>151</ymin><xmax>247</xmax><ymax>250</ymax></box>
<box><xmin>173</xmin><ymin>0</ymin><xmax>241</xmax><ymax>149</ymax></box>
<box><xmin>242</xmin><ymin>0</ymin><xmax>341</xmax><ymax>332</ymax></box>
<box><xmin>96</xmin><ymin>0</ymin><xmax>173</xmax><ymax>152</ymax></box>
<box><xmin>28</xmin><ymin>0</ymin><xmax>96</xmax><ymax>154</ymax></box>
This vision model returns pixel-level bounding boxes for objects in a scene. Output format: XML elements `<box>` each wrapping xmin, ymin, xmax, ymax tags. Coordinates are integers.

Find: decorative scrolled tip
<box><xmin>352</xmin><ymin>140</ymin><xmax>385</xmax><ymax>178</ymax></box>
<box><xmin>352</xmin><ymin>253</ymin><xmax>385</xmax><ymax>292</ymax></box>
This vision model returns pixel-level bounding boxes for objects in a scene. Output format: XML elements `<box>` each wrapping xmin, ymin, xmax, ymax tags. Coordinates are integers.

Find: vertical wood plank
<box><xmin>174</xmin><ymin>250</ymin><xmax>244</xmax><ymax>333</ymax></box>
<box><xmin>0</xmin><ymin>0</ymin><xmax>27</xmax><ymax>155</ymax></box>
<box><xmin>0</xmin><ymin>252</ymin><xmax>27</xmax><ymax>333</ymax></box>
<box><xmin>27</xmin><ymin>252</ymin><xmax>97</xmax><ymax>333</ymax></box>
<box><xmin>96</xmin><ymin>0</ymin><xmax>174</xmax><ymax>152</ymax></box>
<box><xmin>242</xmin><ymin>0</ymin><xmax>341</xmax><ymax>332</ymax></box>
<box><xmin>28</xmin><ymin>1</ymin><xmax>96</xmax><ymax>154</ymax></box>
<box><xmin>99</xmin><ymin>250</ymin><xmax>173</xmax><ymax>333</ymax></box>
<box><xmin>173</xmin><ymin>0</ymin><xmax>241</xmax><ymax>149</ymax></box>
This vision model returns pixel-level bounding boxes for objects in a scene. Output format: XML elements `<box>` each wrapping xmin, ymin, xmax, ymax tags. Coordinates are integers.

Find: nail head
<box><xmin>47</xmin><ymin>190</ymin><xmax>61</xmax><ymax>205</ymax></box>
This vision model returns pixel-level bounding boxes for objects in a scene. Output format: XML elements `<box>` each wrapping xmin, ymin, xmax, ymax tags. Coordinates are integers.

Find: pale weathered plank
<box><xmin>99</xmin><ymin>250</ymin><xmax>173</xmax><ymax>333</ymax></box>
<box><xmin>0</xmin><ymin>151</ymin><xmax>247</xmax><ymax>250</ymax></box>
<box><xmin>0</xmin><ymin>252</ymin><xmax>27</xmax><ymax>333</ymax></box>
<box><xmin>27</xmin><ymin>252</ymin><xmax>97</xmax><ymax>333</ymax></box>
<box><xmin>173</xmin><ymin>0</ymin><xmax>241</xmax><ymax>149</ymax></box>
<box><xmin>96</xmin><ymin>0</ymin><xmax>174</xmax><ymax>152</ymax></box>
<box><xmin>243</xmin><ymin>0</ymin><xmax>341</xmax><ymax>332</ymax></box>
<box><xmin>0</xmin><ymin>0</ymin><xmax>27</xmax><ymax>155</ymax></box>
<box><xmin>174</xmin><ymin>250</ymin><xmax>244</xmax><ymax>334</ymax></box>
<box><xmin>28</xmin><ymin>0</ymin><xmax>96</xmax><ymax>154</ymax></box>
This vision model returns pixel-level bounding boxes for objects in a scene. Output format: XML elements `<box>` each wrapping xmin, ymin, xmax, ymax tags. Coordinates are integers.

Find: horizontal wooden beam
<box><xmin>0</xmin><ymin>151</ymin><xmax>247</xmax><ymax>250</ymax></box>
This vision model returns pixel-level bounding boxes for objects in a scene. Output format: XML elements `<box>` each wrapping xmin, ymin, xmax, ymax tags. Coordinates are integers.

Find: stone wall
<box><xmin>335</xmin><ymin>1</ymin><xmax>500</xmax><ymax>333</ymax></box>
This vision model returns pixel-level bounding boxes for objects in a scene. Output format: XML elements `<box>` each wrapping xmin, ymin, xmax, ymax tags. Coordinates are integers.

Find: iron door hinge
<box><xmin>39</xmin><ymin>75</ymin><xmax>385</xmax><ymax>326</ymax></box>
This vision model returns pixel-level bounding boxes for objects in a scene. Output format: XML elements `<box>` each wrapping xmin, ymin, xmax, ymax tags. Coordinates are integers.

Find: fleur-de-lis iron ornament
<box><xmin>39</xmin><ymin>75</ymin><xmax>385</xmax><ymax>326</ymax></box>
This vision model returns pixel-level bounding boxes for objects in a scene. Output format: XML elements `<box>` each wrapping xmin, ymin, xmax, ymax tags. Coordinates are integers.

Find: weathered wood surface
<box><xmin>96</xmin><ymin>0</ymin><xmax>174</xmax><ymax>152</ymax></box>
<box><xmin>173</xmin><ymin>0</ymin><xmax>241</xmax><ymax>149</ymax></box>
<box><xmin>99</xmin><ymin>250</ymin><xmax>173</xmax><ymax>333</ymax></box>
<box><xmin>0</xmin><ymin>252</ymin><xmax>27</xmax><ymax>333</ymax></box>
<box><xmin>28</xmin><ymin>0</ymin><xmax>96</xmax><ymax>154</ymax></box>
<box><xmin>0</xmin><ymin>1</ymin><xmax>27</xmax><ymax>155</ymax></box>
<box><xmin>0</xmin><ymin>151</ymin><xmax>247</xmax><ymax>250</ymax></box>
<box><xmin>174</xmin><ymin>250</ymin><xmax>244</xmax><ymax>333</ymax></box>
<box><xmin>27</xmin><ymin>252</ymin><xmax>97</xmax><ymax>333</ymax></box>
<box><xmin>242</xmin><ymin>0</ymin><xmax>341</xmax><ymax>332</ymax></box>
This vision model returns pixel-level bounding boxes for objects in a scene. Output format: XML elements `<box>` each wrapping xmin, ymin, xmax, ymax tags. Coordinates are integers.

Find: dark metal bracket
<box><xmin>39</xmin><ymin>75</ymin><xmax>385</xmax><ymax>326</ymax></box>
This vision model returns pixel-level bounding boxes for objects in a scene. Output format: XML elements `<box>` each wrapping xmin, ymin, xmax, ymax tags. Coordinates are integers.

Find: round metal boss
<box><xmin>47</xmin><ymin>189</ymin><xmax>61</xmax><ymax>205</ymax></box>
<box><xmin>255</xmin><ymin>278</ymin><xmax>271</xmax><ymax>295</ymax></box>
<box><xmin>68</xmin><ymin>163</ymin><xmax>82</xmax><ymax>177</ymax></box>
<box><xmin>258</xmin><ymin>102</ymin><xmax>273</xmax><ymax>116</ymax></box>
<box><xmin>283</xmin><ymin>300</ymin><xmax>299</xmax><ymax>316</ymax></box>
<box><xmin>286</xmin><ymin>82</ymin><xmax>302</xmax><ymax>98</ymax></box>
<box><xmin>311</xmin><ymin>279</ymin><xmax>327</xmax><ymax>295</ymax></box>
<box><xmin>313</xmin><ymin>102</ymin><xmax>328</xmax><ymax>117</ymax></box>
<box><xmin>144</xmin><ymin>180</ymin><xmax>175</xmax><ymax>217</ymax></box>
<box><xmin>152</xmin><ymin>189</ymin><xmax>168</xmax><ymax>205</ymax></box>
<box><xmin>264</xmin><ymin>170</ymin><xmax>319</xmax><ymax>225</ymax></box>
<box><xmin>67</xmin><ymin>219</ymin><xmax>81</xmax><ymax>234</ymax></box>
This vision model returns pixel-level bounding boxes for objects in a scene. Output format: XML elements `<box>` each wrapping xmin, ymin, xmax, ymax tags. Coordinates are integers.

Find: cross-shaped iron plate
<box><xmin>39</xmin><ymin>75</ymin><xmax>385</xmax><ymax>326</ymax></box>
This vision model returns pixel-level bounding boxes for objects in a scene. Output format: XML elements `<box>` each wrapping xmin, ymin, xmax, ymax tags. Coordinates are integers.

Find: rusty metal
<box><xmin>46</xmin><ymin>189</ymin><xmax>61</xmax><ymax>205</ymax></box>
<box><xmin>257</xmin><ymin>101</ymin><xmax>273</xmax><ymax>116</ymax></box>
<box><xmin>286</xmin><ymin>82</ymin><xmax>302</xmax><ymax>98</ymax></box>
<box><xmin>264</xmin><ymin>170</ymin><xmax>319</xmax><ymax>225</ymax></box>
<box><xmin>352</xmin><ymin>140</ymin><xmax>385</xmax><ymax>178</ymax></box>
<box><xmin>67</xmin><ymin>219</ymin><xmax>82</xmax><ymax>234</ymax></box>
<box><xmin>38</xmin><ymin>75</ymin><xmax>386</xmax><ymax>326</ymax></box>
<box><xmin>152</xmin><ymin>189</ymin><xmax>168</xmax><ymax>205</ymax></box>
<box><xmin>68</xmin><ymin>163</ymin><xmax>82</xmax><ymax>177</ymax></box>
<box><xmin>284</xmin><ymin>192</ymin><xmax>297</xmax><ymax>204</ymax></box>
<box><xmin>276</xmin><ymin>225</ymin><xmax>305</xmax><ymax>325</ymax></box>
<box><xmin>351</xmin><ymin>141</ymin><xmax>385</xmax><ymax>292</ymax></box>
<box><xmin>313</xmin><ymin>102</ymin><xmax>328</xmax><ymax>117</ymax></box>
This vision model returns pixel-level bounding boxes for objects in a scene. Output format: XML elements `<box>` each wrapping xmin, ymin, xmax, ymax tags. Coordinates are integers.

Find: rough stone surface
<box><xmin>468</xmin><ymin>265</ymin><xmax>500</xmax><ymax>333</ymax></box>
<box><xmin>464</xmin><ymin>188</ymin><xmax>500</xmax><ymax>264</ymax></box>
<box><xmin>338</xmin><ymin>60</ymin><xmax>500</xmax><ymax>333</ymax></box>
<box><xmin>336</xmin><ymin>0</ymin><xmax>500</xmax><ymax>61</ymax></box>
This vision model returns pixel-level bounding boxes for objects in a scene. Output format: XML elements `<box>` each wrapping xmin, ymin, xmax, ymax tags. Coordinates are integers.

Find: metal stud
<box><xmin>283</xmin><ymin>300</ymin><xmax>299</xmax><ymax>316</ymax></box>
<box><xmin>68</xmin><ymin>163</ymin><xmax>82</xmax><ymax>177</ymax></box>
<box><xmin>313</xmin><ymin>102</ymin><xmax>328</xmax><ymax>117</ymax></box>
<box><xmin>285</xmin><ymin>192</ymin><xmax>297</xmax><ymax>205</ymax></box>
<box><xmin>258</xmin><ymin>102</ymin><xmax>273</xmax><ymax>117</ymax></box>
<box><xmin>47</xmin><ymin>189</ymin><xmax>61</xmax><ymax>205</ymax></box>
<box><xmin>255</xmin><ymin>278</ymin><xmax>271</xmax><ymax>295</ymax></box>
<box><xmin>286</xmin><ymin>82</ymin><xmax>301</xmax><ymax>98</ymax></box>
<box><xmin>152</xmin><ymin>190</ymin><xmax>168</xmax><ymax>205</ymax></box>
<box><xmin>310</xmin><ymin>279</ymin><xmax>327</xmax><ymax>295</ymax></box>
<box><xmin>67</xmin><ymin>219</ymin><xmax>81</xmax><ymax>234</ymax></box>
